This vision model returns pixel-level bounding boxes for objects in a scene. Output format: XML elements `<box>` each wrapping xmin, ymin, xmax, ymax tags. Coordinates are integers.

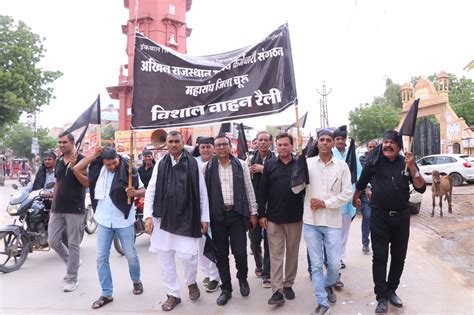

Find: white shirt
<box><xmin>297</xmin><ymin>156</ymin><xmax>353</xmax><ymax>228</ymax></box>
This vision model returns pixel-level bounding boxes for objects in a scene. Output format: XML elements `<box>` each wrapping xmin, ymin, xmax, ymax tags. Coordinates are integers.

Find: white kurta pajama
<box><xmin>144</xmin><ymin>154</ymin><xmax>210</xmax><ymax>298</ymax></box>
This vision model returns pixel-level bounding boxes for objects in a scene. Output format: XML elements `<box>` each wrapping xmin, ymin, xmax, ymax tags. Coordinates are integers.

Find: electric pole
<box><xmin>317</xmin><ymin>82</ymin><xmax>332</xmax><ymax>128</ymax></box>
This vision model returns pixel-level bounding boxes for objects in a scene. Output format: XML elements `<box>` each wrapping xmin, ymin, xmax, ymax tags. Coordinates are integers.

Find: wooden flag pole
<box><xmin>128</xmin><ymin>129</ymin><xmax>134</xmax><ymax>205</ymax></box>
<box><xmin>404</xmin><ymin>136</ymin><xmax>413</xmax><ymax>174</ymax></box>
<box><xmin>294</xmin><ymin>99</ymin><xmax>303</xmax><ymax>156</ymax></box>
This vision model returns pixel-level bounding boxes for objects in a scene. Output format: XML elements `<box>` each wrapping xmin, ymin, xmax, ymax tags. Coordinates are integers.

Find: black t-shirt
<box><xmin>52</xmin><ymin>154</ymin><xmax>86</xmax><ymax>214</ymax></box>
<box><xmin>138</xmin><ymin>161</ymin><xmax>155</xmax><ymax>188</ymax></box>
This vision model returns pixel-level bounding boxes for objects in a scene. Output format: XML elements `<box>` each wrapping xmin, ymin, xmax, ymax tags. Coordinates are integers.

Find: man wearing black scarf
<box><xmin>205</xmin><ymin>135</ymin><xmax>258</xmax><ymax>306</ymax></box>
<box><xmin>138</xmin><ymin>149</ymin><xmax>155</xmax><ymax>188</ymax></box>
<box><xmin>144</xmin><ymin>131</ymin><xmax>210</xmax><ymax>312</ymax></box>
<box><xmin>353</xmin><ymin>130</ymin><xmax>426</xmax><ymax>313</ymax></box>
<box><xmin>248</xmin><ymin>130</ymin><xmax>274</xmax><ymax>287</ymax></box>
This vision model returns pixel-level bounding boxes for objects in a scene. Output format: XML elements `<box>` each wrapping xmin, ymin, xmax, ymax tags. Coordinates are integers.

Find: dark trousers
<box><xmin>211</xmin><ymin>210</ymin><xmax>248</xmax><ymax>292</ymax></box>
<box><xmin>249</xmin><ymin>224</ymin><xmax>270</xmax><ymax>279</ymax></box>
<box><xmin>370</xmin><ymin>208</ymin><xmax>410</xmax><ymax>300</ymax></box>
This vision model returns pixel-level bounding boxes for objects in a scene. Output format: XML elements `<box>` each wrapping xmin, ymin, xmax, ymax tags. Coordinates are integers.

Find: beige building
<box><xmin>398</xmin><ymin>71</ymin><xmax>474</xmax><ymax>155</ymax></box>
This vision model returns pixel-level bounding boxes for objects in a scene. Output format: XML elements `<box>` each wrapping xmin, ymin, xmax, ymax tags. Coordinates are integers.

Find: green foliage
<box><xmin>0</xmin><ymin>15</ymin><xmax>62</xmax><ymax>130</ymax></box>
<box><xmin>348</xmin><ymin>103</ymin><xmax>400</xmax><ymax>144</ymax></box>
<box><xmin>348</xmin><ymin>78</ymin><xmax>401</xmax><ymax>143</ymax></box>
<box><xmin>100</xmin><ymin>124</ymin><xmax>117</xmax><ymax>146</ymax></box>
<box><xmin>448</xmin><ymin>75</ymin><xmax>474</xmax><ymax>125</ymax></box>
<box><xmin>2</xmin><ymin>123</ymin><xmax>57</xmax><ymax>159</ymax></box>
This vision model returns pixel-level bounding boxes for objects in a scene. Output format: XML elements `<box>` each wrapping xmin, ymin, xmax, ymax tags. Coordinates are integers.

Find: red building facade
<box><xmin>107</xmin><ymin>0</ymin><xmax>193</xmax><ymax>130</ymax></box>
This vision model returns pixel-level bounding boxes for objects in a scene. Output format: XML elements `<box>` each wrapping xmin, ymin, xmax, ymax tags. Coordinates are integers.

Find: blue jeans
<box><xmin>304</xmin><ymin>224</ymin><xmax>341</xmax><ymax>307</ymax></box>
<box><xmin>96</xmin><ymin>224</ymin><xmax>141</xmax><ymax>297</ymax></box>
<box><xmin>360</xmin><ymin>194</ymin><xmax>371</xmax><ymax>246</ymax></box>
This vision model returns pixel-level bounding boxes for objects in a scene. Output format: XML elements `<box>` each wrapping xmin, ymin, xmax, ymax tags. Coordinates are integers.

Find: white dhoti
<box><xmin>150</xmin><ymin>218</ymin><xmax>200</xmax><ymax>298</ymax></box>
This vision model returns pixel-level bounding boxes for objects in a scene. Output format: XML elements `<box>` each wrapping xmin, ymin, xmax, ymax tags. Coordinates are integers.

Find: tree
<box><xmin>348</xmin><ymin>103</ymin><xmax>400</xmax><ymax>144</ymax></box>
<box><xmin>448</xmin><ymin>75</ymin><xmax>474</xmax><ymax>125</ymax></box>
<box><xmin>0</xmin><ymin>15</ymin><xmax>62</xmax><ymax>131</ymax></box>
<box><xmin>1</xmin><ymin>123</ymin><xmax>57</xmax><ymax>159</ymax></box>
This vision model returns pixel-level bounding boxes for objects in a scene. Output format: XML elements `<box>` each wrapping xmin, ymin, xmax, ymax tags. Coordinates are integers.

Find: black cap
<box><xmin>317</xmin><ymin>128</ymin><xmax>334</xmax><ymax>140</ymax></box>
<box><xmin>333</xmin><ymin>125</ymin><xmax>348</xmax><ymax>138</ymax></box>
<box><xmin>101</xmin><ymin>147</ymin><xmax>117</xmax><ymax>160</ymax></box>
<box><xmin>383</xmin><ymin>130</ymin><xmax>403</xmax><ymax>149</ymax></box>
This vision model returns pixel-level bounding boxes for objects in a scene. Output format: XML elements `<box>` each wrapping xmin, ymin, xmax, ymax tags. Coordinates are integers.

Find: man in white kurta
<box><xmin>144</xmin><ymin>131</ymin><xmax>210</xmax><ymax>312</ymax></box>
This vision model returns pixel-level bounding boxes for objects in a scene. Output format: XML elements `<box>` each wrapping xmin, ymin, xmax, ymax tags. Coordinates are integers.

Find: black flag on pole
<box><xmin>186</xmin><ymin>135</ymin><xmax>193</xmax><ymax>146</ymax></box>
<box><xmin>345</xmin><ymin>138</ymin><xmax>357</xmax><ymax>184</ymax></box>
<box><xmin>131</xmin><ymin>24</ymin><xmax>297</xmax><ymax>128</ymax></box>
<box><xmin>286</xmin><ymin>111</ymin><xmax>308</xmax><ymax>131</ymax></box>
<box><xmin>399</xmin><ymin>98</ymin><xmax>420</xmax><ymax>136</ymax></box>
<box><xmin>62</xmin><ymin>95</ymin><xmax>101</xmax><ymax>148</ymax></box>
<box><xmin>236</xmin><ymin>123</ymin><xmax>249</xmax><ymax>160</ymax></box>
<box><xmin>218</xmin><ymin>123</ymin><xmax>231</xmax><ymax>136</ymax></box>
<box><xmin>302</xmin><ymin>136</ymin><xmax>313</xmax><ymax>156</ymax></box>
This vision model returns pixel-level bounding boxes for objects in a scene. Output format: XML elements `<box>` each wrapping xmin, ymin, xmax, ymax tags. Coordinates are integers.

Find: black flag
<box><xmin>236</xmin><ymin>123</ymin><xmax>249</xmax><ymax>160</ymax></box>
<box><xmin>63</xmin><ymin>95</ymin><xmax>101</xmax><ymax>148</ymax></box>
<box><xmin>286</xmin><ymin>111</ymin><xmax>308</xmax><ymax>131</ymax></box>
<box><xmin>186</xmin><ymin>135</ymin><xmax>193</xmax><ymax>146</ymax></box>
<box><xmin>218</xmin><ymin>123</ymin><xmax>231</xmax><ymax>136</ymax></box>
<box><xmin>203</xmin><ymin>233</ymin><xmax>218</xmax><ymax>264</ymax></box>
<box><xmin>345</xmin><ymin>138</ymin><xmax>357</xmax><ymax>184</ymax></box>
<box><xmin>302</xmin><ymin>136</ymin><xmax>313</xmax><ymax>156</ymax></box>
<box><xmin>399</xmin><ymin>98</ymin><xmax>420</xmax><ymax>136</ymax></box>
<box><xmin>291</xmin><ymin>154</ymin><xmax>309</xmax><ymax>189</ymax></box>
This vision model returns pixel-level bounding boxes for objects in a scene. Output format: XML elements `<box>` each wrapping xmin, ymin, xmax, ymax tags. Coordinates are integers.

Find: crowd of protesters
<box><xmin>24</xmin><ymin>126</ymin><xmax>425</xmax><ymax>314</ymax></box>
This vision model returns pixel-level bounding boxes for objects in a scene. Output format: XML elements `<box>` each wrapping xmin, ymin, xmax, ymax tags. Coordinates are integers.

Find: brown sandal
<box><xmin>91</xmin><ymin>296</ymin><xmax>113</xmax><ymax>309</ymax></box>
<box><xmin>133</xmin><ymin>281</ymin><xmax>143</xmax><ymax>295</ymax></box>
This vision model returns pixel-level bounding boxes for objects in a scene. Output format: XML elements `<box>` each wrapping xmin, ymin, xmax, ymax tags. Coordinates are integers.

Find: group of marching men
<box><xmin>33</xmin><ymin>124</ymin><xmax>425</xmax><ymax>314</ymax></box>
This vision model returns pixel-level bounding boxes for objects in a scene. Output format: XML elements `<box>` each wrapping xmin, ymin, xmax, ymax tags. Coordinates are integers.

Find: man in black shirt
<box><xmin>257</xmin><ymin>132</ymin><xmax>304</xmax><ymax>306</ymax></box>
<box><xmin>138</xmin><ymin>149</ymin><xmax>155</xmax><ymax>188</ymax></box>
<box><xmin>248</xmin><ymin>130</ymin><xmax>274</xmax><ymax>287</ymax></box>
<box><xmin>48</xmin><ymin>132</ymin><xmax>89</xmax><ymax>292</ymax></box>
<box><xmin>353</xmin><ymin>130</ymin><xmax>426</xmax><ymax>313</ymax></box>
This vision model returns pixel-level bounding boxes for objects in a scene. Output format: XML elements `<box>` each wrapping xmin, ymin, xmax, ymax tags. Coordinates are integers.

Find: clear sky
<box><xmin>3</xmin><ymin>0</ymin><xmax>473</xmax><ymax>134</ymax></box>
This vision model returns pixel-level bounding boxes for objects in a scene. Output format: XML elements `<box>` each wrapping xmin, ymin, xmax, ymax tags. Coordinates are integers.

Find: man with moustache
<box><xmin>257</xmin><ymin>132</ymin><xmax>304</xmax><ymax>305</ymax></box>
<box><xmin>48</xmin><ymin>132</ymin><xmax>88</xmax><ymax>292</ymax></box>
<box><xmin>293</xmin><ymin>129</ymin><xmax>352</xmax><ymax>315</ymax></box>
<box><xmin>195</xmin><ymin>137</ymin><xmax>220</xmax><ymax>292</ymax></box>
<box><xmin>248</xmin><ymin>130</ymin><xmax>274</xmax><ymax>287</ymax></box>
<box><xmin>358</xmin><ymin>139</ymin><xmax>378</xmax><ymax>253</ymax></box>
<box><xmin>24</xmin><ymin>151</ymin><xmax>56</xmax><ymax>197</ymax></box>
<box><xmin>204</xmin><ymin>135</ymin><xmax>258</xmax><ymax>306</ymax></box>
<box><xmin>144</xmin><ymin>131</ymin><xmax>209</xmax><ymax>311</ymax></box>
<box><xmin>353</xmin><ymin>131</ymin><xmax>426</xmax><ymax>313</ymax></box>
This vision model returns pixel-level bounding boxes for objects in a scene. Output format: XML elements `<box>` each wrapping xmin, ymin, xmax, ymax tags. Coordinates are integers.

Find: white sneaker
<box><xmin>64</xmin><ymin>280</ymin><xmax>79</xmax><ymax>292</ymax></box>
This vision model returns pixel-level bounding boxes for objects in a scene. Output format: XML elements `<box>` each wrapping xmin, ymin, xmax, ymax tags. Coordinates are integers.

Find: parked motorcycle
<box><xmin>18</xmin><ymin>171</ymin><xmax>30</xmax><ymax>187</ymax></box>
<box><xmin>113</xmin><ymin>197</ymin><xmax>146</xmax><ymax>255</ymax></box>
<box><xmin>0</xmin><ymin>183</ymin><xmax>55</xmax><ymax>272</ymax></box>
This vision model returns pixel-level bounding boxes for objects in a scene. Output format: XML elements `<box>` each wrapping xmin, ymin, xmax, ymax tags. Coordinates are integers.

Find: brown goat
<box><xmin>431</xmin><ymin>170</ymin><xmax>453</xmax><ymax>217</ymax></box>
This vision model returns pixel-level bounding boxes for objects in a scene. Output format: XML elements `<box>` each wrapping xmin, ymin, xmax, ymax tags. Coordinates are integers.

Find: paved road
<box><xmin>0</xmin><ymin>178</ymin><xmax>472</xmax><ymax>314</ymax></box>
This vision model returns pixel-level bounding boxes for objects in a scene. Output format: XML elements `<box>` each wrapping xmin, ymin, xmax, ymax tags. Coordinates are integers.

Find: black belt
<box><xmin>224</xmin><ymin>205</ymin><xmax>234</xmax><ymax>212</ymax></box>
<box><xmin>378</xmin><ymin>209</ymin><xmax>409</xmax><ymax>216</ymax></box>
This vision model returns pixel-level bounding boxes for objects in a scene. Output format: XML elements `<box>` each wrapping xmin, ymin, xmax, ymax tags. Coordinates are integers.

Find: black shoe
<box><xmin>283</xmin><ymin>287</ymin><xmax>295</xmax><ymax>300</ymax></box>
<box><xmin>375</xmin><ymin>298</ymin><xmax>388</xmax><ymax>313</ymax></box>
<box><xmin>216</xmin><ymin>290</ymin><xmax>232</xmax><ymax>306</ymax></box>
<box><xmin>325</xmin><ymin>286</ymin><xmax>337</xmax><ymax>303</ymax></box>
<box><xmin>388</xmin><ymin>291</ymin><xmax>403</xmax><ymax>307</ymax></box>
<box><xmin>239</xmin><ymin>278</ymin><xmax>250</xmax><ymax>296</ymax></box>
<box><xmin>268</xmin><ymin>291</ymin><xmax>285</xmax><ymax>305</ymax></box>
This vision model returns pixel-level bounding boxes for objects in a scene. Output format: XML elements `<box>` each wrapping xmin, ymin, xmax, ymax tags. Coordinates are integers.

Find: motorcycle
<box><xmin>18</xmin><ymin>171</ymin><xmax>30</xmax><ymax>187</ymax></box>
<box><xmin>113</xmin><ymin>197</ymin><xmax>146</xmax><ymax>255</ymax></box>
<box><xmin>0</xmin><ymin>183</ymin><xmax>55</xmax><ymax>273</ymax></box>
<box><xmin>0</xmin><ymin>184</ymin><xmax>96</xmax><ymax>273</ymax></box>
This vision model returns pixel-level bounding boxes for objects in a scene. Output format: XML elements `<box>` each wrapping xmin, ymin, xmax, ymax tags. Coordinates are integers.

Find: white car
<box><xmin>416</xmin><ymin>154</ymin><xmax>474</xmax><ymax>186</ymax></box>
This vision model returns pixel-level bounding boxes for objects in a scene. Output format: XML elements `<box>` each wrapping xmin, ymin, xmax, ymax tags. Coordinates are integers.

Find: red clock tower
<box><xmin>107</xmin><ymin>0</ymin><xmax>193</xmax><ymax>130</ymax></box>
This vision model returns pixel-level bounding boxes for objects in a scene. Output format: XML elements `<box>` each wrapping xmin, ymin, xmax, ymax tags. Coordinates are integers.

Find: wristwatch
<box><xmin>413</xmin><ymin>171</ymin><xmax>421</xmax><ymax>178</ymax></box>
